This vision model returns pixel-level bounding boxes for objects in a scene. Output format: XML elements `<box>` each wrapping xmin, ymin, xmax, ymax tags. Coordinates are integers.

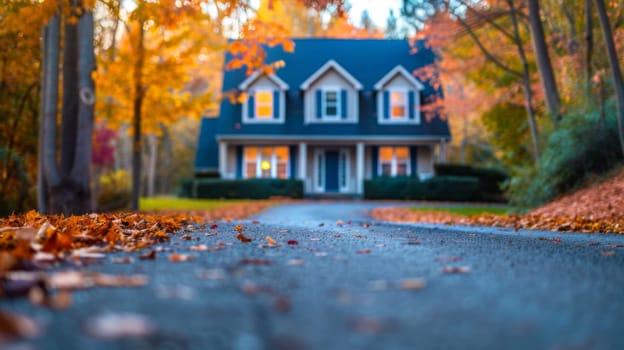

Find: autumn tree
<box><xmin>0</xmin><ymin>1</ymin><xmax>44</xmax><ymax>215</ymax></box>
<box><xmin>38</xmin><ymin>1</ymin><xmax>96</xmax><ymax>215</ymax></box>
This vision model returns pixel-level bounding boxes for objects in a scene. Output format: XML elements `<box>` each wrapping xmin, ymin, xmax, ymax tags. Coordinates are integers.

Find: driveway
<box><xmin>4</xmin><ymin>202</ymin><xmax>624</xmax><ymax>350</ymax></box>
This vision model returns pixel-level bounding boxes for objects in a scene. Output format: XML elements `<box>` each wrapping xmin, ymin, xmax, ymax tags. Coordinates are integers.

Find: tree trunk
<box><xmin>61</xmin><ymin>12</ymin><xmax>79</xmax><ymax>177</ymax></box>
<box><xmin>131</xmin><ymin>20</ymin><xmax>145</xmax><ymax>211</ymax></box>
<box><xmin>508</xmin><ymin>0</ymin><xmax>540</xmax><ymax>164</ymax></box>
<box><xmin>594</xmin><ymin>0</ymin><xmax>624</xmax><ymax>155</ymax></box>
<box><xmin>67</xmin><ymin>8</ymin><xmax>95</xmax><ymax>214</ymax></box>
<box><xmin>146</xmin><ymin>133</ymin><xmax>157</xmax><ymax>197</ymax></box>
<box><xmin>37</xmin><ymin>25</ymin><xmax>49</xmax><ymax>213</ymax></box>
<box><xmin>527</xmin><ymin>0</ymin><xmax>561</xmax><ymax>120</ymax></box>
<box><xmin>585</xmin><ymin>0</ymin><xmax>593</xmax><ymax>88</ymax></box>
<box><xmin>41</xmin><ymin>14</ymin><xmax>62</xmax><ymax>191</ymax></box>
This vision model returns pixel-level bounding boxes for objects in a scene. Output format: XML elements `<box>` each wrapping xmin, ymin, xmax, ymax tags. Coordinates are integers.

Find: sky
<box><xmin>347</xmin><ymin>0</ymin><xmax>404</xmax><ymax>28</ymax></box>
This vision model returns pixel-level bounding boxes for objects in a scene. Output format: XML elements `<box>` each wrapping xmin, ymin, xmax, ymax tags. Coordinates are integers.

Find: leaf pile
<box><xmin>372</xmin><ymin>168</ymin><xmax>624</xmax><ymax>234</ymax></box>
<box><xmin>0</xmin><ymin>210</ymin><xmax>200</xmax><ymax>271</ymax></box>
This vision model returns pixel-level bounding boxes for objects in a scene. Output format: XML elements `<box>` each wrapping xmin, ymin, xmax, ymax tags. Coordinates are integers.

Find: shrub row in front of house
<box><xmin>364</xmin><ymin>176</ymin><xmax>499</xmax><ymax>202</ymax></box>
<box><xmin>433</xmin><ymin>164</ymin><xmax>509</xmax><ymax>202</ymax></box>
<box><xmin>180</xmin><ymin>178</ymin><xmax>304</xmax><ymax>199</ymax></box>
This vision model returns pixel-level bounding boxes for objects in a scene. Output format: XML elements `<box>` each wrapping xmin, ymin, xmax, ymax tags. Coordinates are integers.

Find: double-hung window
<box><xmin>244</xmin><ymin>146</ymin><xmax>289</xmax><ymax>179</ymax></box>
<box><xmin>254</xmin><ymin>90</ymin><xmax>273</xmax><ymax>119</ymax></box>
<box><xmin>390</xmin><ymin>90</ymin><xmax>407</xmax><ymax>120</ymax></box>
<box><xmin>379</xmin><ymin>146</ymin><xmax>410</xmax><ymax>177</ymax></box>
<box><xmin>323</xmin><ymin>89</ymin><xmax>340</xmax><ymax>118</ymax></box>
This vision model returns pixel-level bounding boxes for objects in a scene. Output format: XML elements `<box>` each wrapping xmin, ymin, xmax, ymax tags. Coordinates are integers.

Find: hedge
<box><xmin>182</xmin><ymin>179</ymin><xmax>304</xmax><ymax>199</ymax></box>
<box><xmin>364</xmin><ymin>176</ymin><xmax>482</xmax><ymax>201</ymax></box>
<box><xmin>434</xmin><ymin>164</ymin><xmax>508</xmax><ymax>202</ymax></box>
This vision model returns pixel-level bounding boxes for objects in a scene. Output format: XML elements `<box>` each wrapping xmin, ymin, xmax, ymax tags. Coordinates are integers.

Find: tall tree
<box><xmin>593</xmin><ymin>0</ymin><xmax>624</xmax><ymax>155</ymax></box>
<box><xmin>386</xmin><ymin>9</ymin><xmax>400</xmax><ymax>39</ymax></box>
<box><xmin>527</xmin><ymin>0</ymin><xmax>561</xmax><ymax>120</ymax></box>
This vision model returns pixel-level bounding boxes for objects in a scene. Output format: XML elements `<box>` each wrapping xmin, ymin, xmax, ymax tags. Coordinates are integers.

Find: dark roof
<box><xmin>196</xmin><ymin>39</ymin><xmax>449</xmax><ymax>171</ymax></box>
<box><xmin>222</xmin><ymin>38</ymin><xmax>436</xmax><ymax>92</ymax></box>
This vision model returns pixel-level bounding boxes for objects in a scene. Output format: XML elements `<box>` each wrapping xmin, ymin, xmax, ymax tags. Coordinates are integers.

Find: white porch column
<box><xmin>298</xmin><ymin>142</ymin><xmax>307</xmax><ymax>180</ymax></box>
<box><xmin>356</xmin><ymin>142</ymin><xmax>365</xmax><ymax>194</ymax></box>
<box><xmin>439</xmin><ymin>140</ymin><xmax>447</xmax><ymax>163</ymax></box>
<box><xmin>218</xmin><ymin>142</ymin><xmax>227</xmax><ymax>178</ymax></box>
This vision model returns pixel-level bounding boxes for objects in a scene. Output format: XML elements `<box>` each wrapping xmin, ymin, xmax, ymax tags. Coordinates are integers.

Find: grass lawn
<box><xmin>139</xmin><ymin>197</ymin><xmax>250</xmax><ymax>211</ymax></box>
<box><xmin>410</xmin><ymin>205</ymin><xmax>509</xmax><ymax>216</ymax></box>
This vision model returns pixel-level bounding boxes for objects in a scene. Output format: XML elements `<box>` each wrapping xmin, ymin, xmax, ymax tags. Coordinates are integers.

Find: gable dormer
<box><xmin>300</xmin><ymin>60</ymin><xmax>362</xmax><ymax>124</ymax></box>
<box><xmin>239</xmin><ymin>72</ymin><xmax>288</xmax><ymax>124</ymax></box>
<box><xmin>374</xmin><ymin>65</ymin><xmax>424</xmax><ymax>124</ymax></box>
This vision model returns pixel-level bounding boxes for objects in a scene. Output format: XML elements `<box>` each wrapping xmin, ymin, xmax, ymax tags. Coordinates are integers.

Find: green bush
<box><xmin>506</xmin><ymin>99</ymin><xmax>622</xmax><ymax>208</ymax></box>
<box><xmin>97</xmin><ymin>170</ymin><xmax>131</xmax><ymax>211</ymax></box>
<box><xmin>435</xmin><ymin>163</ymin><xmax>508</xmax><ymax>202</ymax></box>
<box><xmin>364</xmin><ymin>176</ymin><xmax>481</xmax><ymax>201</ymax></box>
<box><xmin>178</xmin><ymin>178</ymin><xmax>193</xmax><ymax>198</ymax></box>
<box><xmin>190</xmin><ymin>179</ymin><xmax>304</xmax><ymax>199</ymax></box>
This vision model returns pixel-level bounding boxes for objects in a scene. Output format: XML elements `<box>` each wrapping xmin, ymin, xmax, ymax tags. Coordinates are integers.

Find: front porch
<box><xmin>217</xmin><ymin>137</ymin><xmax>447</xmax><ymax>196</ymax></box>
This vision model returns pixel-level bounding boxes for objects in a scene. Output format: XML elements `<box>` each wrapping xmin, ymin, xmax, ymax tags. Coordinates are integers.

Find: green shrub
<box><xmin>97</xmin><ymin>170</ymin><xmax>131</xmax><ymax>211</ymax></box>
<box><xmin>435</xmin><ymin>163</ymin><xmax>508</xmax><ymax>202</ymax></box>
<box><xmin>178</xmin><ymin>178</ymin><xmax>193</xmax><ymax>198</ymax></box>
<box><xmin>364</xmin><ymin>176</ymin><xmax>481</xmax><ymax>201</ymax></box>
<box><xmin>191</xmin><ymin>179</ymin><xmax>303</xmax><ymax>199</ymax></box>
<box><xmin>506</xmin><ymin>99</ymin><xmax>622</xmax><ymax>208</ymax></box>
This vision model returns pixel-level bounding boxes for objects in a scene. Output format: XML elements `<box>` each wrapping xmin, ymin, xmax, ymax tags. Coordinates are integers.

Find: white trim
<box><xmin>321</xmin><ymin>86</ymin><xmax>342</xmax><ymax>120</ymax></box>
<box><xmin>377</xmin><ymin>146</ymin><xmax>411</xmax><ymax>177</ymax></box>
<box><xmin>217</xmin><ymin>135</ymin><xmax>450</xmax><ymax>143</ymax></box>
<box><xmin>313</xmin><ymin>148</ymin><xmax>350</xmax><ymax>193</ymax></box>
<box><xmin>239</xmin><ymin>71</ymin><xmax>289</xmax><ymax>91</ymax></box>
<box><xmin>300</xmin><ymin>60</ymin><xmax>363</xmax><ymax>90</ymax></box>
<box><xmin>377</xmin><ymin>89</ymin><xmax>422</xmax><ymax>125</ymax></box>
<box><xmin>314</xmin><ymin>149</ymin><xmax>325</xmax><ymax>192</ymax></box>
<box><xmin>242</xmin><ymin>146</ymin><xmax>290</xmax><ymax>179</ymax></box>
<box><xmin>374</xmin><ymin>65</ymin><xmax>424</xmax><ymax>91</ymax></box>
<box><xmin>389</xmin><ymin>88</ymin><xmax>408</xmax><ymax>120</ymax></box>
<box><xmin>356</xmin><ymin>142</ymin><xmax>364</xmax><ymax>194</ymax></box>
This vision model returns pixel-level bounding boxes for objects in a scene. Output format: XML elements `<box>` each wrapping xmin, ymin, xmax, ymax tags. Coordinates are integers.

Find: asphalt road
<box><xmin>3</xmin><ymin>202</ymin><xmax>624</xmax><ymax>350</ymax></box>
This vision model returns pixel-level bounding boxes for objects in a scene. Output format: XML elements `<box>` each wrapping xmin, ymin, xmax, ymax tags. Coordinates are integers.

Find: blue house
<box><xmin>195</xmin><ymin>39</ymin><xmax>451</xmax><ymax>196</ymax></box>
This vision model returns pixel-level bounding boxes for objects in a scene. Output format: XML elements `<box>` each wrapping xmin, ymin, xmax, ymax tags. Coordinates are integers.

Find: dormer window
<box><xmin>254</xmin><ymin>90</ymin><xmax>273</xmax><ymax>119</ymax></box>
<box><xmin>390</xmin><ymin>90</ymin><xmax>407</xmax><ymax>119</ymax></box>
<box><xmin>374</xmin><ymin>65</ymin><xmax>425</xmax><ymax>125</ymax></box>
<box><xmin>323</xmin><ymin>89</ymin><xmax>341</xmax><ymax>118</ymax></box>
<box><xmin>238</xmin><ymin>72</ymin><xmax>288</xmax><ymax>124</ymax></box>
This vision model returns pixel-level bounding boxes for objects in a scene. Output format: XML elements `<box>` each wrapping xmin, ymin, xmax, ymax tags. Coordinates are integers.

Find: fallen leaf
<box><xmin>273</xmin><ymin>296</ymin><xmax>291</xmax><ymax>312</ymax></box>
<box><xmin>93</xmin><ymin>274</ymin><xmax>147</xmax><ymax>288</ymax></box>
<box><xmin>84</xmin><ymin>313</ymin><xmax>154</xmax><ymax>340</ymax></box>
<box><xmin>0</xmin><ymin>309</ymin><xmax>41</xmax><ymax>343</ymax></box>
<box><xmin>288</xmin><ymin>259</ymin><xmax>304</xmax><ymax>266</ymax></box>
<box><xmin>310</xmin><ymin>238</ymin><xmax>320</xmax><ymax>241</ymax></box>
<box><xmin>287</xmin><ymin>240</ymin><xmax>299</xmax><ymax>245</ymax></box>
<box><xmin>403</xmin><ymin>240</ymin><xmax>421</xmax><ymax>246</ymax></box>
<box><xmin>168</xmin><ymin>253</ymin><xmax>194</xmax><ymax>262</ymax></box>
<box><xmin>111</xmin><ymin>256</ymin><xmax>134</xmax><ymax>264</ymax></box>
<box><xmin>15</xmin><ymin>227</ymin><xmax>37</xmax><ymax>241</ymax></box>
<box><xmin>236</xmin><ymin>232</ymin><xmax>252</xmax><ymax>243</ymax></box>
<box><xmin>435</xmin><ymin>257</ymin><xmax>462</xmax><ymax>262</ymax></box>
<box><xmin>210</xmin><ymin>224</ymin><xmax>218</xmax><ymax>230</ymax></box>
<box><xmin>266</xmin><ymin>236</ymin><xmax>277</xmax><ymax>246</ymax></box>
<box><xmin>318</xmin><ymin>223</ymin><xmax>324</xmax><ymax>227</ymax></box>
<box><xmin>240</xmin><ymin>258</ymin><xmax>271</xmax><ymax>266</ymax></box>
<box><xmin>336</xmin><ymin>220</ymin><xmax>344</xmax><ymax>226</ymax></box>
<box><xmin>442</xmin><ymin>266</ymin><xmax>471</xmax><ymax>274</ymax></box>
<box><xmin>48</xmin><ymin>271</ymin><xmax>94</xmax><ymax>290</ymax></box>
<box><xmin>356</xmin><ymin>249</ymin><xmax>372</xmax><ymax>254</ymax></box>
<box><xmin>600</xmin><ymin>250</ymin><xmax>616</xmax><ymax>256</ymax></box>
<box><xmin>189</xmin><ymin>244</ymin><xmax>209</xmax><ymax>251</ymax></box>
<box><xmin>252</xmin><ymin>220</ymin><xmax>260</xmax><ymax>224</ymax></box>
<box><xmin>139</xmin><ymin>250</ymin><xmax>156</xmax><ymax>260</ymax></box>
<box><xmin>363</xmin><ymin>223</ymin><xmax>371</xmax><ymax>228</ymax></box>
<box><xmin>399</xmin><ymin>278</ymin><xmax>426</xmax><ymax>290</ymax></box>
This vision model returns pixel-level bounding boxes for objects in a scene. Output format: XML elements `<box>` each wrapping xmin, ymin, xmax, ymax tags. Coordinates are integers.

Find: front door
<box><xmin>324</xmin><ymin>151</ymin><xmax>340</xmax><ymax>192</ymax></box>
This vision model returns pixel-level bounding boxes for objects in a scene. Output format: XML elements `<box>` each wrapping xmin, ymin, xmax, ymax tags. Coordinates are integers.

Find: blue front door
<box><xmin>324</xmin><ymin>151</ymin><xmax>339</xmax><ymax>192</ymax></box>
